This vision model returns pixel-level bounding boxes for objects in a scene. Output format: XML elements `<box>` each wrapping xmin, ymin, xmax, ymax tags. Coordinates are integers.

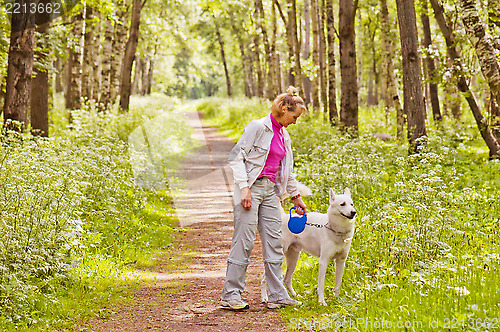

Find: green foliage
<box><xmin>200</xmin><ymin>97</ymin><xmax>500</xmax><ymax>331</ymax></box>
<box><xmin>0</xmin><ymin>94</ymin><xmax>182</xmax><ymax>330</ymax></box>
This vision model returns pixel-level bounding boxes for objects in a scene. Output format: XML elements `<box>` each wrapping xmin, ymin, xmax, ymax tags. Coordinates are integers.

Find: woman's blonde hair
<box><xmin>271</xmin><ymin>86</ymin><xmax>307</xmax><ymax>118</ymax></box>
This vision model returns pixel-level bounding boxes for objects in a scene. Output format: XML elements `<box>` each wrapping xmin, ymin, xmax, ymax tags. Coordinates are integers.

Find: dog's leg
<box><xmin>260</xmin><ymin>272</ymin><xmax>268</xmax><ymax>303</ymax></box>
<box><xmin>334</xmin><ymin>257</ymin><xmax>347</xmax><ymax>297</ymax></box>
<box><xmin>283</xmin><ymin>249</ymin><xmax>300</xmax><ymax>297</ymax></box>
<box><xmin>317</xmin><ymin>256</ymin><xmax>329</xmax><ymax>306</ymax></box>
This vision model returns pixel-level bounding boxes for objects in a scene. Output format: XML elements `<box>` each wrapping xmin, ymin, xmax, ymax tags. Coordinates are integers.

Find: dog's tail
<box><xmin>280</xmin><ymin>181</ymin><xmax>312</xmax><ymax>201</ymax></box>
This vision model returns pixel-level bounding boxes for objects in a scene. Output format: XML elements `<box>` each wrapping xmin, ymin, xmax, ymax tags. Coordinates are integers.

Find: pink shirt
<box><xmin>258</xmin><ymin>114</ymin><xmax>286</xmax><ymax>183</ymax></box>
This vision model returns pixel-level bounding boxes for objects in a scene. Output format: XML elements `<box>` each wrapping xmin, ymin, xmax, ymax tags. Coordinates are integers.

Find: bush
<box><xmin>0</xmin><ymin>94</ymin><xmax>184</xmax><ymax>330</ymax></box>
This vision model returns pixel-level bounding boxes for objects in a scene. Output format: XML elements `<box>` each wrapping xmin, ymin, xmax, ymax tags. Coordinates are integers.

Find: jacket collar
<box><xmin>262</xmin><ymin>114</ymin><xmax>273</xmax><ymax>130</ymax></box>
<box><xmin>261</xmin><ymin>114</ymin><xmax>291</xmax><ymax>143</ymax></box>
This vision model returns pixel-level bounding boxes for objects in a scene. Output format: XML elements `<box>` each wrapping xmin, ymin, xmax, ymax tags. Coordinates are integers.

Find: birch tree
<box><xmin>461</xmin><ymin>0</ymin><xmax>500</xmax><ymax>141</ymax></box>
<box><xmin>430</xmin><ymin>0</ymin><xmax>500</xmax><ymax>158</ymax></box>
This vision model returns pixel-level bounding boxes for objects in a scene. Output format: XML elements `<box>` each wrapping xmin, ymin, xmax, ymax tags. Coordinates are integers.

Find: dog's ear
<box><xmin>329</xmin><ymin>188</ymin><xmax>335</xmax><ymax>202</ymax></box>
<box><xmin>344</xmin><ymin>187</ymin><xmax>351</xmax><ymax>197</ymax></box>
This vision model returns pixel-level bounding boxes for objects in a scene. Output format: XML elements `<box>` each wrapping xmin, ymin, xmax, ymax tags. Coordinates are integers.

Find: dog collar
<box><xmin>305</xmin><ymin>222</ymin><xmax>352</xmax><ymax>240</ymax></box>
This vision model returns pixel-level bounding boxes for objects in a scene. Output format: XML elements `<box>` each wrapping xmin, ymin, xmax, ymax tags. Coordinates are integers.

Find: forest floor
<box><xmin>79</xmin><ymin>111</ymin><xmax>286</xmax><ymax>331</ymax></box>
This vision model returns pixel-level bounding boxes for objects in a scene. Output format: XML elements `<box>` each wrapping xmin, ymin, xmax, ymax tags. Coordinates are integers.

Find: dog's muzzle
<box><xmin>341</xmin><ymin>211</ymin><xmax>356</xmax><ymax>219</ymax></box>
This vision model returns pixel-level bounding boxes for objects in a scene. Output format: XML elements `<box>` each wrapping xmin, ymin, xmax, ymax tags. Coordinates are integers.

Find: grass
<box><xmin>197</xmin><ymin>97</ymin><xmax>500</xmax><ymax>331</ymax></box>
<box><xmin>0</xmin><ymin>94</ymin><xmax>196</xmax><ymax>331</ymax></box>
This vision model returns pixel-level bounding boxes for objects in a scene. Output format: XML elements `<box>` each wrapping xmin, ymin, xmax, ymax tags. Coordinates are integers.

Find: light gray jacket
<box><xmin>228</xmin><ymin>114</ymin><xmax>300</xmax><ymax>198</ymax></box>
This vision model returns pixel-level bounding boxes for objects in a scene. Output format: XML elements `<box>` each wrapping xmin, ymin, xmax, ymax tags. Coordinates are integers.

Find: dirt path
<box><xmin>80</xmin><ymin>111</ymin><xmax>286</xmax><ymax>331</ymax></box>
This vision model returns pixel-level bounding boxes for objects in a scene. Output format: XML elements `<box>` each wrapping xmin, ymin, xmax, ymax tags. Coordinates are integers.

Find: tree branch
<box><xmin>274</xmin><ymin>0</ymin><xmax>287</xmax><ymax>26</ymax></box>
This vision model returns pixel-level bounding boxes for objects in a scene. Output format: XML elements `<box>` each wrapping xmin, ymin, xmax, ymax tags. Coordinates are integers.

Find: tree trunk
<box><xmin>488</xmin><ymin>92</ymin><xmax>500</xmax><ymax>141</ymax></box>
<box><xmin>111</xmin><ymin>7</ymin><xmax>129</xmax><ymax>106</ymax></box>
<box><xmin>4</xmin><ymin>0</ymin><xmax>35</xmax><ymax>131</ymax></box>
<box><xmin>55</xmin><ymin>58</ymin><xmax>64</xmax><ymax>93</ymax></box>
<box><xmin>302</xmin><ymin>0</ymin><xmax>312</xmax><ymax>105</ymax></box>
<box><xmin>229</xmin><ymin>12</ymin><xmax>253</xmax><ymax>97</ymax></box>
<box><xmin>339</xmin><ymin>0</ymin><xmax>359</xmax><ymax>134</ymax></box>
<box><xmin>430</xmin><ymin>0</ymin><xmax>500</xmax><ymax>158</ymax></box>
<box><xmin>82</xmin><ymin>5</ymin><xmax>95</xmax><ymax>102</ymax></box>
<box><xmin>396</xmin><ymin>0</ymin><xmax>427</xmax><ymax>153</ymax></box>
<box><xmin>318</xmin><ymin>0</ymin><xmax>328</xmax><ymax>113</ymax></box>
<box><xmin>379</xmin><ymin>0</ymin><xmax>390</xmax><ymax>108</ymax></box>
<box><xmin>91</xmin><ymin>10</ymin><xmax>102</xmax><ymax>100</ymax></box>
<box><xmin>120</xmin><ymin>0</ymin><xmax>145</xmax><ymax>111</ymax></box>
<box><xmin>99</xmin><ymin>18</ymin><xmax>113</xmax><ymax>111</ymax></box>
<box><xmin>326</xmin><ymin>0</ymin><xmax>338</xmax><ymax>124</ymax></box>
<box><xmin>214</xmin><ymin>19</ymin><xmax>232</xmax><ymax>97</ymax></box>
<box><xmin>253</xmin><ymin>28</ymin><xmax>265</xmax><ymax>97</ymax></box>
<box><xmin>255</xmin><ymin>0</ymin><xmax>274</xmax><ymax>99</ymax></box>
<box><xmin>285</xmin><ymin>0</ymin><xmax>295</xmax><ymax>87</ymax></box>
<box><xmin>31</xmin><ymin>9</ymin><xmax>50</xmax><ymax>137</ymax></box>
<box><xmin>461</xmin><ymin>0</ymin><xmax>500</xmax><ymax>108</ymax></box>
<box><xmin>291</xmin><ymin>0</ymin><xmax>303</xmax><ymax>94</ymax></box>
<box><xmin>380</xmin><ymin>0</ymin><xmax>404</xmax><ymax>138</ymax></box>
<box><xmin>421</xmin><ymin>0</ymin><xmax>442</xmax><ymax>122</ymax></box>
<box><xmin>66</xmin><ymin>12</ymin><xmax>84</xmax><ymax>110</ymax></box>
<box><xmin>284</xmin><ymin>0</ymin><xmax>302</xmax><ymax>93</ymax></box>
<box><xmin>356</xmin><ymin>9</ymin><xmax>363</xmax><ymax>97</ymax></box>
<box><xmin>145</xmin><ymin>52</ymin><xmax>154</xmax><ymax>95</ymax></box>
<box><xmin>132</xmin><ymin>57</ymin><xmax>143</xmax><ymax>95</ymax></box>
<box><xmin>271</xmin><ymin>3</ymin><xmax>280</xmax><ymax>98</ymax></box>
<box><xmin>311</xmin><ymin>0</ymin><xmax>320</xmax><ymax>108</ymax></box>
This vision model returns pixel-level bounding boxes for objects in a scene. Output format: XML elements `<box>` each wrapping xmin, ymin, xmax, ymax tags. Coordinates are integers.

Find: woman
<box><xmin>220</xmin><ymin>86</ymin><xmax>308</xmax><ymax>310</ymax></box>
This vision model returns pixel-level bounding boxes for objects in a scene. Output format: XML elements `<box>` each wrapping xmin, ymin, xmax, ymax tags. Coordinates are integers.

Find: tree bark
<box><xmin>132</xmin><ymin>57</ymin><xmax>143</xmax><ymax>95</ymax></box>
<box><xmin>111</xmin><ymin>6</ymin><xmax>129</xmax><ymax>105</ymax></box>
<box><xmin>145</xmin><ymin>51</ymin><xmax>154</xmax><ymax>95</ymax></box>
<box><xmin>31</xmin><ymin>8</ymin><xmax>50</xmax><ymax>137</ymax></box>
<box><xmin>430</xmin><ymin>0</ymin><xmax>500</xmax><ymax>157</ymax></box>
<box><xmin>421</xmin><ymin>0</ymin><xmax>442</xmax><ymax>122</ymax></box>
<box><xmin>271</xmin><ymin>3</ymin><xmax>280</xmax><ymax>98</ymax></box>
<box><xmin>4</xmin><ymin>0</ymin><xmax>35</xmax><ymax>131</ymax></box>
<box><xmin>55</xmin><ymin>58</ymin><xmax>64</xmax><ymax>93</ymax></box>
<box><xmin>339</xmin><ymin>0</ymin><xmax>359</xmax><ymax>134</ymax></box>
<box><xmin>286</xmin><ymin>0</ymin><xmax>302</xmax><ymax>93</ymax></box>
<box><xmin>461</xmin><ymin>0</ymin><xmax>500</xmax><ymax>108</ymax></box>
<box><xmin>396</xmin><ymin>0</ymin><xmax>427</xmax><ymax>153</ymax></box>
<box><xmin>82</xmin><ymin>5</ymin><xmax>95</xmax><ymax>102</ymax></box>
<box><xmin>66</xmin><ymin>12</ymin><xmax>84</xmax><ymax>111</ymax></box>
<box><xmin>311</xmin><ymin>0</ymin><xmax>320</xmax><ymax>109</ymax></box>
<box><xmin>99</xmin><ymin>18</ymin><xmax>113</xmax><ymax>111</ymax></box>
<box><xmin>214</xmin><ymin>18</ymin><xmax>232</xmax><ymax>97</ymax></box>
<box><xmin>255</xmin><ymin>0</ymin><xmax>274</xmax><ymax>99</ymax></box>
<box><xmin>229</xmin><ymin>12</ymin><xmax>253</xmax><ymax>97</ymax></box>
<box><xmin>318</xmin><ymin>0</ymin><xmax>328</xmax><ymax>113</ymax></box>
<box><xmin>326</xmin><ymin>0</ymin><xmax>338</xmax><ymax>124</ymax></box>
<box><xmin>380</xmin><ymin>0</ymin><xmax>404</xmax><ymax>138</ymax></box>
<box><xmin>120</xmin><ymin>0</ymin><xmax>145</xmax><ymax>111</ymax></box>
<box><xmin>291</xmin><ymin>0</ymin><xmax>303</xmax><ymax>94</ymax></box>
<box><xmin>253</xmin><ymin>31</ymin><xmax>264</xmax><ymax>97</ymax></box>
<box><xmin>302</xmin><ymin>0</ymin><xmax>312</xmax><ymax>105</ymax></box>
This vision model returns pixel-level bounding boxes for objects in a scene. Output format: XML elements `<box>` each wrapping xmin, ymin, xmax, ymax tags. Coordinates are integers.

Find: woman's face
<box><xmin>279</xmin><ymin>107</ymin><xmax>303</xmax><ymax>127</ymax></box>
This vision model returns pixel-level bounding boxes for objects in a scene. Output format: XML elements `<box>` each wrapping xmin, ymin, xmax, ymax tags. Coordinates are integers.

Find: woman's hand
<box><xmin>293</xmin><ymin>196</ymin><xmax>307</xmax><ymax>216</ymax></box>
<box><xmin>241</xmin><ymin>187</ymin><xmax>252</xmax><ymax>210</ymax></box>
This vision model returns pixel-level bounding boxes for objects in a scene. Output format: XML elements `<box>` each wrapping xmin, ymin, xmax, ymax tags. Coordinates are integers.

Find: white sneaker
<box><xmin>266</xmin><ymin>298</ymin><xmax>302</xmax><ymax>309</ymax></box>
<box><xmin>220</xmin><ymin>298</ymin><xmax>250</xmax><ymax>311</ymax></box>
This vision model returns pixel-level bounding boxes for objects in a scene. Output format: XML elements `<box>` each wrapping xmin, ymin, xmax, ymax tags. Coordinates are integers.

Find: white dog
<box><xmin>262</xmin><ymin>188</ymin><xmax>356</xmax><ymax>306</ymax></box>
